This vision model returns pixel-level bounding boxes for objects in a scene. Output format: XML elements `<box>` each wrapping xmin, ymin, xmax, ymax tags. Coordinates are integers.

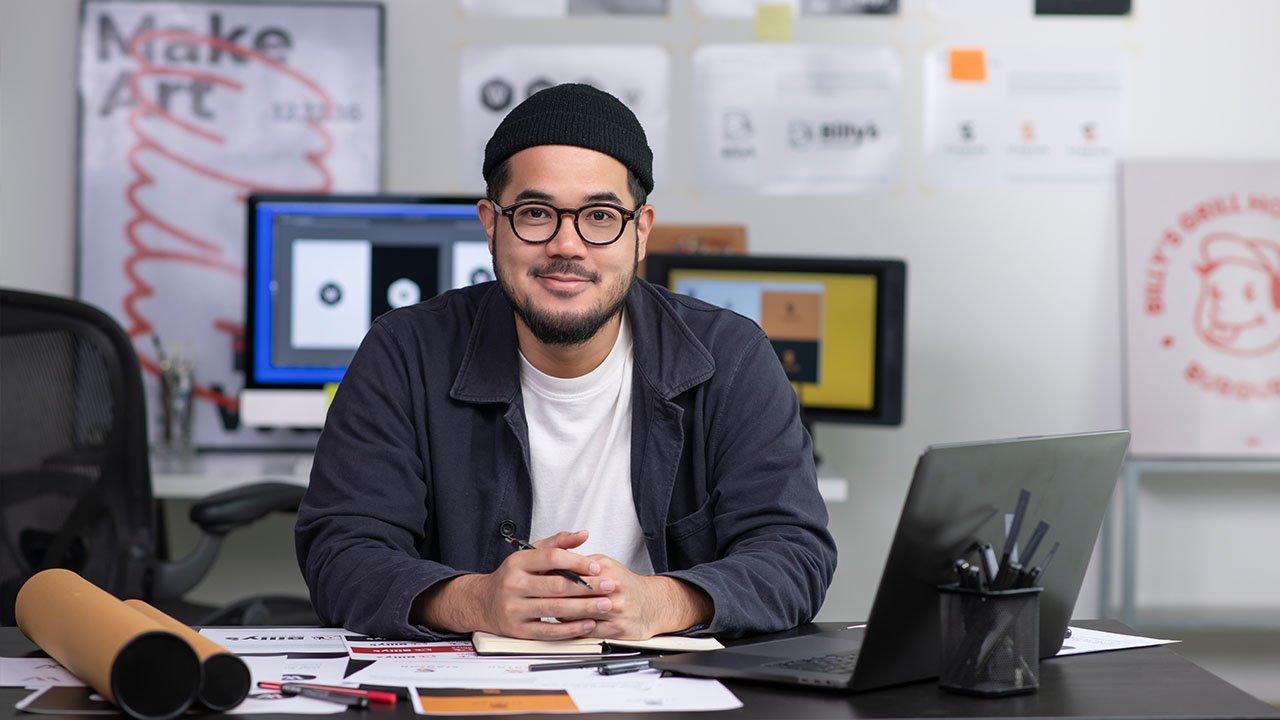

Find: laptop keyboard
<box><xmin>764</xmin><ymin>650</ymin><xmax>859</xmax><ymax>674</ymax></box>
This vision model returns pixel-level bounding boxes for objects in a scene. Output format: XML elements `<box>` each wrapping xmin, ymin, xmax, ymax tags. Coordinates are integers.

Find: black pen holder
<box><xmin>937</xmin><ymin>584</ymin><xmax>1041</xmax><ymax>697</ymax></box>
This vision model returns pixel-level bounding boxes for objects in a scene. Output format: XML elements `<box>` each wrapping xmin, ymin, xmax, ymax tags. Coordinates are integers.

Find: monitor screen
<box><xmin>645</xmin><ymin>254</ymin><xmax>906</xmax><ymax>426</ymax></box>
<box><xmin>243</xmin><ymin>194</ymin><xmax>489</xmax><ymax>427</ymax></box>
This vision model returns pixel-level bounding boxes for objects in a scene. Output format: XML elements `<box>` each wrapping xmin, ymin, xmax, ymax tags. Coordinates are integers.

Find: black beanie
<box><xmin>482</xmin><ymin>83</ymin><xmax>654</xmax><ymax>194</ymax></box>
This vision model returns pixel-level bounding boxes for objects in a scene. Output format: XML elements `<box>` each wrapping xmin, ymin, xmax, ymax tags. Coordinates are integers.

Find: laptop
<box><xmin>652</xmin><ymin>430</ymin><xmax>1130</xmax><ymax>692</ymax></box>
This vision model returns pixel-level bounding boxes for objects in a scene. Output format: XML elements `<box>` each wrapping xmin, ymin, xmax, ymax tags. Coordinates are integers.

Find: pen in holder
<box><xmin>937</xmin><ymin>584</ymin><xmax>1041</xmax><ymax>697</ymax></box>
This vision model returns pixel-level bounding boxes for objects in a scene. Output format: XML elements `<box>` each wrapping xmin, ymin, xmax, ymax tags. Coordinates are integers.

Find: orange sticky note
<box><xmin>949</xmin><ymin>48</ymin><xmax>986</xmax><ymax>82</ymax></box>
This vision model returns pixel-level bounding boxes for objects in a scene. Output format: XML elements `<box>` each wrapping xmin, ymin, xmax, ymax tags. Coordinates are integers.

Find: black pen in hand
<box><xmin>504</xmin><ymin>535</ymin><xmax>593</xmax><ymax>589</ymax></box>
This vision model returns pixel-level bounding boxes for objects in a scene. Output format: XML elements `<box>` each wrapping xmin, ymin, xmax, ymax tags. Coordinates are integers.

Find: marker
<box><xmin>1020</xmin><ymin>521</ymin><xmax>1050</xmax><ymax>568</ymax></box>
<box><xmin>994</xmin><ymin>560</ymin><xmax>1023</xmax><ymax>590</ymax></box>
<box><xmin>259</xmin><ymin>682</ymin><xmax>396</xmax><ymax>706</ymax></box>
<box><xmin>273</xmin><ymin>684</ymin><xmax>367</xmax><ymax>708</ymax></box>
<box><xmin>597</xmin><ymin>660</ymin><xmax>651</xmax><ymax>675</ymax></box>
<box><xmin>976</xmin><ymin>542</ymin><xmax>1000</xmax><ymax>584</ymax></box>
<box><xmin>1001</xmin><ymin>489</ymin><xmax>1031</xmax><ymax>567</ymax></box>
<box><xmin>971</xmin><ymin>564</ymin><xmax>986</xmax><ymax>593</ymax></box>
<box><xmin>529</xmin><ymin>658</ymin><xmax>634</xmax><ymax>672</ymax></box>
<box><xmin>503</xmin><ymin>535</ymin><xmax>592</xmax><ymax>589</ymax></box>
<box><xmin>1030</xmin><ymin>541</ymin><xmax>1060</xmax><ymax>584</ymax></box>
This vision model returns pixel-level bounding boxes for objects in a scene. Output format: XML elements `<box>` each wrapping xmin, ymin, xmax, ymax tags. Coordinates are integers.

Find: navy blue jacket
<box><xmin>295</xmin><ymin>279</ymin><xmax>837</xmax><ymax>639</ymax></box>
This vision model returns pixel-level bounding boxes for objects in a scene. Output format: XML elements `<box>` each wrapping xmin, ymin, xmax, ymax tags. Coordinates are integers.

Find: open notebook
<box><xmin>472</xmin><ymin>631</ymin><xmax>723</xmax><ymax>655</ymax></box>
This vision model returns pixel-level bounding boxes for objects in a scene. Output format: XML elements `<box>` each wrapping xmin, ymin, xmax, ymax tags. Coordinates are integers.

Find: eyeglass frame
<box><xmin>489</xmin><ymin>199</ymin><xmax>643</xmax><ymax>246</ymax></box>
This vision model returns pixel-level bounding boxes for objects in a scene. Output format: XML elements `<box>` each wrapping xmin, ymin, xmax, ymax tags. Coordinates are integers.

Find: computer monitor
<box><xmin>242</xmin><ymin>194</ymin><xmax>490</xmax><ymax>428</ymax></box>
<box><xmin>645</xmin><ymin>254</ymin><xmax>906</xmax><ymax>426</ymax></box>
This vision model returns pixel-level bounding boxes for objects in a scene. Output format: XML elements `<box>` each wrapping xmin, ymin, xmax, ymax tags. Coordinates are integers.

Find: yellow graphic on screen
<box><xmin>671</xmin><ymin>270</ymin><xmax>877</xmax><ymax>411</ymax></box>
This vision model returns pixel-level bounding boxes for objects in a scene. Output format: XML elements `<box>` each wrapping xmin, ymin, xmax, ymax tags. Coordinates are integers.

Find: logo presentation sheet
<box><xmin>1122</xmin><ymin>161</ymin><xmax>1280</xmax><ymax>456</ymax></box>
<box><xmin>692</xmin><ymin>45</ymin><xmax>901</xmax><ymax>195</ymax></box>
<box><xmin>458</xmin><ymin>45</ymin><xmax>669</xmax><ymax>196</ymax></box>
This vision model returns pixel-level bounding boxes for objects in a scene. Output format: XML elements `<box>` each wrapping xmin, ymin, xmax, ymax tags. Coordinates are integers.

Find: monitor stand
<box><xmin>800</xmin><ymin>408</ymin><xmax>822</xmax><ymax>468</ymax></box>
<box><xmin>239</xmin><ymin>388</ymin><xmax>328</xmax><ymax>429</ymax></box>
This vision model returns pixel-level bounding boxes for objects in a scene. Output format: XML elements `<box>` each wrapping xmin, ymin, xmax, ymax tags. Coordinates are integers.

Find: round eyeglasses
<box><xmin>491</xmin><ymin>200</ymin><xmax>641</xmax><ymax>246</ymax></box>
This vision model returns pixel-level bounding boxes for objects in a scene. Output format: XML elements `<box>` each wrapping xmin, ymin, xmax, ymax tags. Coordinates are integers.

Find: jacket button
<box><xmin>499</xmin><ymin>520</ymin><xmax>517</xmax><ymax>538</ymax></box>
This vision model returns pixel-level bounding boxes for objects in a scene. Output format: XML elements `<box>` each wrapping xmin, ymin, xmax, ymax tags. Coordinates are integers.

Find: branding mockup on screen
<box><xmin>646</xmin><ymin>254</ymin><xmax>906</xmax><ymax>426</ymax></box>
<box><xmin>243</xmin><ymin>194</ymin><xmax>488</xmax><ymax>428</ymax></box>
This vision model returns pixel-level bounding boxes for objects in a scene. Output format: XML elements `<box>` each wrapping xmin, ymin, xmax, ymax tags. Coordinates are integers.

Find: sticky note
<box><xmin>948</xmin><ymin>48</ymin><xmax>986</xmax><ymax>82</ymax></box>
<box><xmin>323</xmin><ymin>382</ymin><xmax>340</xmax><ymax>411</ymax></box>
<box><xmin>754</xmin><ymin>3</ymin><xmax>794</xmax><ymax>42</ymax></box>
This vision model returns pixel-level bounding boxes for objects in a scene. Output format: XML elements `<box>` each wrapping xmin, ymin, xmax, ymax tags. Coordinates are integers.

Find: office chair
<box><xmin>0</xmin><ymin>288</ymin><xmax>317</xmax><ymax>626</ymax></box>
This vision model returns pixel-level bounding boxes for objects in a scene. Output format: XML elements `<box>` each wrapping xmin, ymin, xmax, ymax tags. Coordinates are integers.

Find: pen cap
<box><xmin>15</xmin><ymin>569</ymin><xmax>201</xmax><ymax>720</ymax></box>
<box><xmin>125</xmin><ymin>599</ymin><xmax>251</xmax><ymax>711</ymax></box>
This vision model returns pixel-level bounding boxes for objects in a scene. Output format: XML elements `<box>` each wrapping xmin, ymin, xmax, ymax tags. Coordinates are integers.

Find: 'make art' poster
<box><xmin>1122</xmin><ymin>161</ymin><xmax>1280</xmax><ymax>457</ymax></box>
<box><xmin>76</xmin><ymin>1</ymin><xmax>382</xmax><ymax>448</ymax></box>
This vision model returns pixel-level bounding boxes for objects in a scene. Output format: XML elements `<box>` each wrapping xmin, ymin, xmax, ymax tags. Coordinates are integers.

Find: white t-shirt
<box><xmin>520</xmin><ymin>312</ymin><xmax>654</xmax><ymax>575</ymax></box>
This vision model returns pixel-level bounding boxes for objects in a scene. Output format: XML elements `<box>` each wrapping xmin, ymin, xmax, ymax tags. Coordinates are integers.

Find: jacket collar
<box><xmin>449</xmin><ymin>279</ymin><xmax>715</xmax><ymax>404</ymax></box>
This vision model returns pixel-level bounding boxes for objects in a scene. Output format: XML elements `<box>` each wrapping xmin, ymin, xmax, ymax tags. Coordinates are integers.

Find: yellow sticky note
<box><xmin>948</xmin><ymin>48</ymin><xmax>986</xmax><ymax>82</ymax></box>
<box><xmin>323</xmin><ymin>382</ymin><xmax>340</xmax><ymax>412</ymax></box>
<box><xmin>754</xmin><ymin>3</ymin><xmax>794</xmax><ymax>42</ymax></box>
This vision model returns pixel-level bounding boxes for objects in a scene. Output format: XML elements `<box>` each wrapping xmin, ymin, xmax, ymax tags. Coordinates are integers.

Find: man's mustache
<box><xmin>529</xmin><ymin>259</ymin><xmax>600</xmax><ymax>283</ymax></box>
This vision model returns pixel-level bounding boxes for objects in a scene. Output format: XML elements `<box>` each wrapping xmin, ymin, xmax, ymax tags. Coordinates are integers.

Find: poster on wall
<box><xmin>458</xmin><ymin>45</ymin><xmax>669</xmax><ymax>196</ymax></box>
<box><xmin>923</xmin><ymin>46</ymin><xmax>1129</xmax><ymax>186</ymax></box>
<box><xmin>1035</xmin><ymin>0</ymin><xmax>1129</xmax><ymax>15</ymax></box>
<box><xmin>692</xmin><ymin>45</ymin><xmax>901</xmax><ymax>195</ymax></box>
<box><xmin>695</xmin><ymin>0</ymin><xmax>897</xmax><ymax>16</ymax></box>
<box><xmin>1122</xmin><ymin>161</ymin><xmax>1280</xmax><ymax>458</ymax></box>
<box><xmin>77</xmin><ymin>0</ymin><xmax>383</xmax><ymax>449</ymax></box>
<box><xmin>925</xmin><ymin>0</ymin><xmax>1027</xmax><ymax>20</ymax></box>
<box><xmin>461</xmin><ymin>0</ymin><xmax>668</xmax><ymax>15</ymax></box>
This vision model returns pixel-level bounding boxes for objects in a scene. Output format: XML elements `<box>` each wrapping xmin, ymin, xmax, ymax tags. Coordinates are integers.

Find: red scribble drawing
<box><xmin>1192</xmin><ymin>232</ymin><xmax>1280</xmax><ymax>357</ymax></box>
<box><xmin>120</xmin><ymin>28</ymin><xmax>335</xmax><ymax>413</ymax></box>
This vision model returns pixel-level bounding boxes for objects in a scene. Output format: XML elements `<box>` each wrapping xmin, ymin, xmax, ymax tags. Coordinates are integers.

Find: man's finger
<box><xmin>535</xmin><ymin>529</ymin><xmax>589</xmax><ymax>550</ymax></box>
<box><xmin>518</xmin><ymin>619</ymin><xmax>597</xmax><ymax>640</ymax></box>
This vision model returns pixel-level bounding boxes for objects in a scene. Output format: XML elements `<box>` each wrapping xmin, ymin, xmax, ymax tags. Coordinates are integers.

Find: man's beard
<box><xmin>493</xmin><ymin>238</ymin><xmax>638</xmax><ymax>347</ymax></box>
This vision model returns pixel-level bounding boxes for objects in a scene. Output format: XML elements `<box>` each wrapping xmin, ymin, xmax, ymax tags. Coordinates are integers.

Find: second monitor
<box><xmin>645</xmin><ymin>254</ymin><xmax>906</xmax><ymax>426</ymax></box>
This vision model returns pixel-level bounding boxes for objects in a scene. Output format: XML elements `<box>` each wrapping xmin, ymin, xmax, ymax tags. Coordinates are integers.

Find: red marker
<box><xmin>258</xmin><ymin>681</ymin><xmax>398</xmax><ymax>705</ymax></box>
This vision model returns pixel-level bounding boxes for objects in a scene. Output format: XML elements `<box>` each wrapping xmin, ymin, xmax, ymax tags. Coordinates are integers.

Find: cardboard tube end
<box><xmin>111</xmin><ymin>632</ymin><xmax>201</xmax><ymax>720</ymax></box>
<box><xmin>200</xmin><ymin>653</ymin><xmax>252</xmax><ymax>710</ymax></box>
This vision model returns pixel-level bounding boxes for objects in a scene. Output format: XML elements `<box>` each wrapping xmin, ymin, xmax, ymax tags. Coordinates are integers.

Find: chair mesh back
<box><xmin>1</xmin><ymin>290</ymin><xmax>156</xmax><ymax>624</ymax></box>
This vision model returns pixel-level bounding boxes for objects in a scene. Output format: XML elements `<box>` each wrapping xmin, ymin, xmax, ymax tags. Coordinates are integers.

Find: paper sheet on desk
<box><xmin>229</xmin><ymin>655</ymin><xmax>356</xmax><ymax>715</ymax></box>
<box><xmin>15</xmin><ymin>686</ymin><xmax>117</xmax><ymax>714</ymax></box>
<box><xmin>11</xmin><ymin>663</ymin><xmax>352</xmax><ymax>717</ymax></box>
<box><xmin>343</xmin><ymin>636</ymin><xmax>478</xmax><ymax>660</ymax></box>
<box><xmin>198</xmin><ymin>627</ymin><xmax>354</xmax><ymax>654</ymax></box>
<box><xmin>347</xmin><ymin>658</ymin><xmax>660</xmax><ymax>689</ymax></box>
<box><xmin>349</xmin><ymin>658</ymin><xmax>741</xmax><ymax>714</ymax></box>
<box><xmin>7</xmin><ymin>655</ymin><xmax>353</xmax><ymax>715</ymax></box>
<box><xmin>404</xmin><ymin>673</ymin><xmax>741</xmax><ymax>715</ymax></box>
<box><xmin>0</xmin><ymin>658</ymin><xmax>82</xmax><ymax>688</ymax></box>
<box><xmin>1055</xmin><ymin>626</ymin><xmax>1179</xmax><ymax>656</ymax></box>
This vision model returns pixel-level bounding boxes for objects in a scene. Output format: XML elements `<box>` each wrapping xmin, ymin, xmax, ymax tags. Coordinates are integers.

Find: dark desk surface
<box><xmin>2</xmin><ymin>621</ymin><xmax>1276</xmax><ymax>720</ymax></box>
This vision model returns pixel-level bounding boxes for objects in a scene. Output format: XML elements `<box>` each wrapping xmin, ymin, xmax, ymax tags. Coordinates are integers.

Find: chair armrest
<box><xmin>151</xmin><ymin>481</ymin><xmax>306</xmax><ymax>600</ymax></box>
<box><xmin>189</xmin><ymin>481</ymin><xmax>306</xmax><ymax>536</ymax></box>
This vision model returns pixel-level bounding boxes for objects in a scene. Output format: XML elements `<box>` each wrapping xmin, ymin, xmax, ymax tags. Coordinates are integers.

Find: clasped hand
<box><xmin>475</xmin><ymin>530</ymin><xmax>672</xmax><ymax>641</ymax></box>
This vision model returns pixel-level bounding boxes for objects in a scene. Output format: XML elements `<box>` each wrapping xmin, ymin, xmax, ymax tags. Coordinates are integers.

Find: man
<box><xmin>295</xmin><ymin>84</ymin><xmax>837</xmax><ymax>641</ymax></box>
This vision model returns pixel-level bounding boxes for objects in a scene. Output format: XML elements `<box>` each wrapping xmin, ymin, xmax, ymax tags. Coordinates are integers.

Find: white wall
<box><xmin>5</xmin><ymin>0</ymin><xmax>1280</xmax><ymax>704</ymax></box>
